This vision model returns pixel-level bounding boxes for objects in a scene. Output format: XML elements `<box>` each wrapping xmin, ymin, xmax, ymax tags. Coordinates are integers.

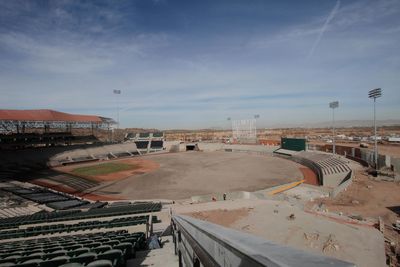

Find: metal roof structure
<box><xmin>0</xmin><ymin>109</ymin><xmax>115</xmax><ymax>133</ymax></box>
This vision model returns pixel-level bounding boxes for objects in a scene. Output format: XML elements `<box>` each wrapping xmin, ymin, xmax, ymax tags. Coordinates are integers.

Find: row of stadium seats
<box><xmin>0</xmin><ymin>230</ymin><xmax>145</xmax><ymax>267</ymax></box>
<box><xmin>0</xmin><ymin>215</ymin><xmax>157</xmax><ymax>240</ymax></box>
<box><xmin>0</xmin><ymin>206</ymin><xmax>42</xmax><ymax>219</ymax></box>
<box><xmin>2</xmin><ymin>186</ymin><xmax>89</xmax><ymax>210</ymax></box>
<box><xmin>44</xmin><ymin>173</ymin><xmax>99</xmax><ymax>193</ymax></box>
<box><xmin>0</xmin><ymin>203</ymin><xmax>162</xmax><ymax>230</ymax></box>
<box><xmin>296</xmin><ymin>151</ymin><xmax>351</xmax><ymax>175</ymax></box>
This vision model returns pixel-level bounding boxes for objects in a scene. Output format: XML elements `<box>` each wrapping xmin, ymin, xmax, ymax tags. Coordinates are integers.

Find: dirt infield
<box><xmin>55</xmin><ymin>158</ymin><xmax>160</xmax><ymax>182</ymax></box>
<box><xmin>84</xmin><ymin>151</ymin><xmax>304</xmax><ymax>200</ymax></box>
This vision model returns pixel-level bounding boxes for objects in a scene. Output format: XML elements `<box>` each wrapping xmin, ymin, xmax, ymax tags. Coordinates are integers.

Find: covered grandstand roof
<box><xmin>0</xmin><ymin>109</ymin><xmax>105</xmax><ymax>123</ymax></box>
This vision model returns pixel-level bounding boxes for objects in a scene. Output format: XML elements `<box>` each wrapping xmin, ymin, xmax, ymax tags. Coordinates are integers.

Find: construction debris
<box><xmin>323</xmin><ymin>234</ymin><xmax>340</xmax><ymax>252</ymax></box>
<box><xmin>287</xmin><ymin>213</ymin><xmax>296</xmax><ymax>220</ymax></box>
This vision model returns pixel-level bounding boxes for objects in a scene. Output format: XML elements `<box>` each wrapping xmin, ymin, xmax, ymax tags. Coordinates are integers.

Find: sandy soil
<box><xmin>316</xmin><ymin>170</ymin><xmax>400</xmax><ymax>220</ymax></box>
<box><xmin>55</xmin><ymin>158</ymin><xmax>160</xmax><ymax>182</ymax></box>
<box><xmin>172</xmin><ymin>199</ymin><xmax>385</xmax><ymax>267</ymax></box>
<box><xmin>90</xmin><ymin>151</ymin><xmax>303</xmax><ymax>200</ymax></box>
<box><xmin>185</xmin><ymin>208</ymin><xmax>250</xmax><ymax>226</ymax></box>
<box><xmin>313</xmin><ymin>169</ymin><xmax>400</xmax><ymax>266</ymax></box>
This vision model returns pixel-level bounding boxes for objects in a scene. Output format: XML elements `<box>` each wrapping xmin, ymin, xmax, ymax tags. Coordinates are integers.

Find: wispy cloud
<box><xmin>307</xmin><ymin>0</ymin><xmax>341</xmax><ymax>59</ymax></box>
<box><xmin>0</xmin><ymin>0</ymin><xmax>399</xmax><ymax>128</ymax></box>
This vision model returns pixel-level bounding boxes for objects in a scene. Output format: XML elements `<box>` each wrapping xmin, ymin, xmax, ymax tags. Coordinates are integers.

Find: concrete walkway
<box><xmin>128</xmin><ymin>236</ymin><xmax>178</xmax><ymax>267</ymax></box>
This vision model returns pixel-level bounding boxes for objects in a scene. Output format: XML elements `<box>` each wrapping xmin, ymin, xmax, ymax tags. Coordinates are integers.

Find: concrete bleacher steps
<box><xmin>128</xmin><ymin>236</ymin><xmax>178</xmax><ymax>267</ymax></box>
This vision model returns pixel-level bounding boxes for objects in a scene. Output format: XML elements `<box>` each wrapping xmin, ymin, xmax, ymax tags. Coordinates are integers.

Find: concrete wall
<box><xmin>330</xmin><ymin>171</ymin><xmax>353</xmax><ymax>198</ymax></box>
<box><xmin>164</xmin><ymin>142</ymin><xmax>278</xmax><ymax>154</ymax></box>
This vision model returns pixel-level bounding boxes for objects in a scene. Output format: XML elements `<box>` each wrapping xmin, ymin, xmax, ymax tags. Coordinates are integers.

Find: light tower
<box><xmin>368</xmin><ymin>88</ymin><xmax>382</xmax><ymax>168</ymax></box>
<box><xmin>329</xmin><ymin>101</ymin><xmax>339</xmax><ymax>154</ymax></box>
<box><xmin>254</xmin><ymin>114</ymin><xmax>260</xmax><ymax>143</ymax></box>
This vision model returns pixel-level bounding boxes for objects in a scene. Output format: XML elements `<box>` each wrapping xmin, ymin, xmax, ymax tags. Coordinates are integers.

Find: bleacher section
<box><xmin>49</xmin><ymin>143</ymin><xmax>140</xmax><ymax>167</ymax></box>
<box><xmin>0</xmin><ymin>215</ymin><xmax>157</xmax><ymax>240</ymax></box>
<box><xmin>0</xmin><ymin>203</ymin><xmax>162</xmax><ymax>229</ymax></box>
<box><xmin>275</xmin><ymin>150</ymin><xmax>352</xmax><ymax>189</ymax></box>
<box><xmin>296</xmin><ymin>151</ymin><xmax>351</xmax><ymax>176</ymax></box>
<box><xmin>0</xmin><ymin>230</ymin><xmax>145</xmax><ymax>266</ymax></box>
<box><xmin>124</xmin><ymin>132</ymin><xmax>164</xmax><ymax>154</ymax></box>
<box><xmin>0</xmin><ymin>132</ymin><xmax>99</xmax><ymax>150</ymax></box>
<box><xmin>134</xmin><ymin>141</ymin><xmax>149</xmax><ymax>149</ymax></box>
<box><xmin>43</xmin><ymin>173</ymin><xmax>99</xmax><ymax>192</ymax></box>
<box><xmin>2</xmin><ymin>186</ymin><xmax>89</xmax><ymax>210</ymax></box>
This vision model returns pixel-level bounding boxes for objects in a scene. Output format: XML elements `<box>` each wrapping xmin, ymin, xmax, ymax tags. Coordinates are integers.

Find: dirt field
<box><xmin>176</xmin><ymin>199</ymin><xmax>385</xmax><ymax>267</ymax></box>
<box><xmin>85</xmin><ymin>151</ymin><xmax>304</xmax><ymax>200</ymax></box>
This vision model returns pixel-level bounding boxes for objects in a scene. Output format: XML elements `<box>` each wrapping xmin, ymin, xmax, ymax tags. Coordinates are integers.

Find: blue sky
<box><xmin>0</xmin><ymin>0</ymin><xmax>399</xmax><ymax>129</ymax></box>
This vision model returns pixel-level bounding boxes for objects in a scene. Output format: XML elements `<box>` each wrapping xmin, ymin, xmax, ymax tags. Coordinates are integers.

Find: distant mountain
<box><xmin>266</xmin><ymin>120</ymin><xmax>400</xmax><ymax>129</ymax></box>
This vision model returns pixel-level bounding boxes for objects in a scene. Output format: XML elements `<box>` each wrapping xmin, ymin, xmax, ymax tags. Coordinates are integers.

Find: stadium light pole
<box><xmin>329</xmin><ymin>101</ymin><xmax>339</xmax><ymax>154</ymax></box>
<box><xmin>254</xmin><ymin>114</ymin><xmax>260</xmax><ymax>143</ymax></box>
<box><xmin>368</xmin><ymin>88</ymin><xmax>382</xmax><ymax>169</ymax></box>
<box><xmin>113</xmin><ymin>90</ymin><xmax>122</xmax><ymax>129</ymax></box>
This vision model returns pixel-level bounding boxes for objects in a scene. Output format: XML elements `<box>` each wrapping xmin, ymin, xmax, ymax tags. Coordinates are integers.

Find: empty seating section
<box><xmin>152</xmin><ymin>132</ymin><xmax>163</xmax><ymax>138</ymax></box>
<box><xmin>0</xmin><ymin>215</ymin><xmax>157</xmax><ymax>240</ymax></box>
<box><xmin>134</xmin><ymin>141</ymin><xmax>148</xmax><ymax>149</ymax></box>
<box><xmin>138</xmin><ymin>133</ymin><xmax>150</xmax><ymax>138</ymax></box>
<box><xmin>47</xmin><ymin>200</ymin><xmax>91</xmax><ymax>210</ymax></box>
<box><xmin>150</xmin><ymin>141</ymin><xmax>163</xmax><ymax>149</ymax></box>
<box><xmin>296</xmin><ymin>151</ymin><xmax>350</xmax><ymax>176</ymax></box>
<box><xmin>113</xmin><ymin>152</ymin><xmax>132</xmax><ymax>158</ymax></box>
<box><xmin>0</xmin><ymin>210</ymin><xmax>80</xmax><ymax>230</ymax></box>
<box><xmin>0</xmin><ymin>203</ymin><xmax>162</xmax><ymax>229</ymax></box>
<box><xmin>0</xmin><ymin>230</ymin><xmax>145</xmax><ymax>267</ymax></box>
<box><xmin>2</xmin><ymin>186</ymin><xmax>88</xmax><ymax>210</ymax></box>
<box><xmin>45</xmin><ymin>175</ymin><xmax>99</xmax><ymax>192</ymax></box>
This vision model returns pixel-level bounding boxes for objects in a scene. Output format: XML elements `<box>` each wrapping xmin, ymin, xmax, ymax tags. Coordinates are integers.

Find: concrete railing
<box><xmin>171</xmin><ymin>215</ymin><xmax>354</xmax><ymax>267</ymax></box>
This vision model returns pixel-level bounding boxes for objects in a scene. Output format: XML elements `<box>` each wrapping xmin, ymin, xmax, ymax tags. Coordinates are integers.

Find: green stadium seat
<box><xmin>68</xmin><ymin>248</ymin><xmax>90</xmax><ymax>258</ymax></box>
<box><xmin>93</xmin><ymin>245</ymin><xmax>111</xmax><ymax>254</ymax></box>
<box><xmin>44</xmin><ymin>250</ymin><xmax>67</xmax><ymax>260</ymax></box>
<box><xmin>103</xmin><ymin>241</ymin><xmax>119</xmax><ymax>248</ymax></box>
<box><xmin>18</xmin><ymin>258</ymin><xmax>43</xmax><ymax>267</ymax></box>
<box><xmin>0</xmin><ymin>256</ymin><xmax>20</xmax><ymax>264</ymax></box>
<box><xmin>0</xmin><ymin>262</ymin><xmax>15</xmax><ymax>267</ymax></box>
<box><xmin>86</xmin><ymin>242</ymin><xmax>101</xmax><ymax>249</ymax></box>
<box><xmin>70</xmin><ymin>252</ymin><xmax>97</xmax><ymax>265</ymax></box>
<box><xmin>97</xmin><ymin>249</ymin><xmax>123</xmax><ymax>267</ymax></box>
<box><xmin>39</xmin><ymin>256</ymin><xmax>70</xmax><ymax>267</ymax></box>
<box><xmin>87</xmin><ymin>260</ymin><xmax>112</xmax><ymax>267</ymax></box>
<box><xmin>113</xmin><ymin>242</ymin><xmax>134</xmax><ymax>260</ymax></box>
<box><xmin>59</xmin><ymin>263</ymin><xmax>84</xmax><ymax>267</ymax></box>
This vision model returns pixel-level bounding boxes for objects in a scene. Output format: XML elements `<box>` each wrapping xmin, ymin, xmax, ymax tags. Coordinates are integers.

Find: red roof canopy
<box><xmin>0</xmin><ymin>109</ymin><xmax>103</xmax><ymax>123</ymax></box>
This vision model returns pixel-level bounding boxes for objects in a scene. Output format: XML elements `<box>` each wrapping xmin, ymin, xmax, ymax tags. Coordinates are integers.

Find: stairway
<box><xmin>127</xmin><ymin>236</ymin><xmax>178</xmax><ymax>267</ymax></box>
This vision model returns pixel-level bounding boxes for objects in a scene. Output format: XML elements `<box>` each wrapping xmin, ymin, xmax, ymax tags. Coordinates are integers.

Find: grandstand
<box><xmin>0</xmin><ymin>109</ymin><xmax>115</xmax><ymax>150</ymax></box>
<box><xmin>124</xmin><ymin>132</ymin><xmax>164</xmax><ymax>154</ymax></box>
